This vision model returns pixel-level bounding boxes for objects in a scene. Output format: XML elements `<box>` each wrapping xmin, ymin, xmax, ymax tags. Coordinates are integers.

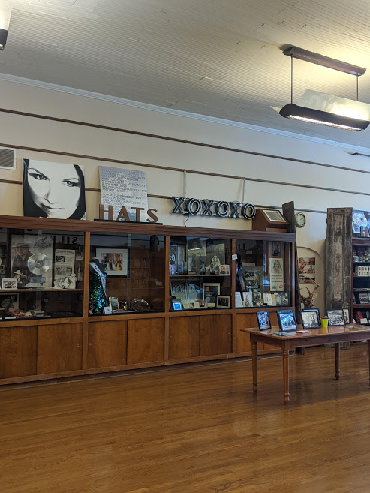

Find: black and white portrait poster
<box><xmin>99</xmin><ymin>166</ymin><xmax>148</xmax><ymax>221</ymax></box>
<box><xmin>269</xmin><ymin>258</ymin><xmax>284</xmax><ymax>291</ymax></box>
<box><xmin>23</xmin><ymin>159</ymin><xmax>86</xmax><ymax>220</ymax></box>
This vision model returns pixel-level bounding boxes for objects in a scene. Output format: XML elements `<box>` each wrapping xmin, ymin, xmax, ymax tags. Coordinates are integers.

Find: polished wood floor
<box><xmin>2</xmin><ymin>345</ymin><xmax>370</xmax><ymax>493</ymax></box>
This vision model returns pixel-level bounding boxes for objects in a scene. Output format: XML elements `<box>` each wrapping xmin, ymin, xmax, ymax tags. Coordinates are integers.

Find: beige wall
<box><xmin>1</xmin><ymin>78</ymin><xmax>370</xmax><ymax>314</ymax></box>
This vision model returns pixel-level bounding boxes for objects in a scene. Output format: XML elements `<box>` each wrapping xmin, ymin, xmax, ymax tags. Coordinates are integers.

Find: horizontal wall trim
<box><xmin>0</xmin><ymin>107</ymin><xmax>370</xmax><ymax>176</ymax></box>
<box><xmin>2</xmin><ymin>142</ymin><xmax>370</xmax><ymax>201</ymax></box>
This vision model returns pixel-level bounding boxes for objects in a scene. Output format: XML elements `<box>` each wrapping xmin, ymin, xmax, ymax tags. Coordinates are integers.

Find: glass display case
<box><xmin>89</xmin><ymin>233</ymin><xmax>165</xmax><ymax>315</ymax></box>
<box><xmin>0</xmin><ymin>227</ymin><xmax>84</xmax><ymax>320</ymax></box>
<box><xmin>352</xmin><ymin>243</ymin><xmax>370</xmax><ymax>323</ymax></box>
<box><xmin>235</xmin><ymin>239</ymin><xmax>291</xmax><ymax>308</ymax></box>
<box><xmin>169</xmin><ymin>236</ymin><xmax>231</xmax><ymax>310</ymax></box>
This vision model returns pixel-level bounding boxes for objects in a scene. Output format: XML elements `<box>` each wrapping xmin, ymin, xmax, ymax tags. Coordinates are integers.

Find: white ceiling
<box><xmin>3</xmin><ymin>0</ymin><xmax>370</xmax><ymax>149</ymax></box>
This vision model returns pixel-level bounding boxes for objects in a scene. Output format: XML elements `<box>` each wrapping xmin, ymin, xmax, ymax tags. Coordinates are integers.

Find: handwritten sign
<box><xmin>100</xmin><ymin>167</ymin><xmax>148</xmax><ymax>221</ymax></box>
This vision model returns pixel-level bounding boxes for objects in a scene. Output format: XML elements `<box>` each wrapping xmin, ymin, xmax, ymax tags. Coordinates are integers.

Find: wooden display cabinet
<box><xmin>0</xmin><ymin>215</ymin><xmax>295</xmax><ymax>385</ymax></box>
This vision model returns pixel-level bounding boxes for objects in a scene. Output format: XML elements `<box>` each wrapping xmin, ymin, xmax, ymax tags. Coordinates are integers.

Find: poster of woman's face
<box><xmin>23</xmin><ymin>159</ymin><xmax>86</xmax><ymax>220</ymax></box>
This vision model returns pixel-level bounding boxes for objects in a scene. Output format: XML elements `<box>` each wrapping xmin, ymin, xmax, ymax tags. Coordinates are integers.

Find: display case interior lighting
<box><xmin>279</xmin><ymin>46</ymin><xmax>369</xmax><ymax>131</ymax></box>
<box><xmin>188</xmin><ymin>238</ymin><xmax>201</xmax><ymax>250</ymax></box>
<box><xmin>0</xmin><ymin>0</ymin><xmax>11</xmax><ymax>50</ymax></box>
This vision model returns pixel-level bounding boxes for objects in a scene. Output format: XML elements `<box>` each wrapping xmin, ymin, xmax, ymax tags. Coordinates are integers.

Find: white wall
<box><xmin>1</xmin><ymin>77</ymin><xmax>370</xmax><ymax>313</ymax></box>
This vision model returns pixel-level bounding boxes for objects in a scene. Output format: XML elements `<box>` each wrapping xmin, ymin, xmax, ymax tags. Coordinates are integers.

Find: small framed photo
<box><xmin>220</xmin><ymin>265</ymin><xmax>230</xmax><ymax>275</ymax></box>
<box><xmin>301</xmin><ymin>308</ymin><xmax>320</xmax><ymax>329</ymax></box>
<box><xmin>95</xmin><ymin>248</ymin><xmax>128</xmax><ymax>277</ymax></box>
<box><xmin>216</xmin><ymin>295</ymin><xmax>230</xmax><ymax>309</ymax></box>
<box><xmin>172</xmin><ymin>300</ymin><xmax>182</xmax><ymax>311</ymax></box>
<box><xmin>256</xmin><ymin>311</ymin><xmax>271</xmax><ymax>330</ymax></box>
<box><xmin>109</xmin><ymin>297</ymin><xmax>119</xmax><ymax>311</ymax></box>
<box><xmin>277</xmin><ymin>309</ymin><xmax>297</xmax><ymax>332</ymax></box>
<box><xmin>1</xmin><ymin>278</ymin><xmax>17</xmax><ymax>290</ymax></box>
<box><xmin>326</xmin><ymin>309</ymin><xmax>345</xmax><ymax>326</ymax></box>
<box><xmin>343</xmin><ymin>308</ymin><xmax>350</xmax><ymax>325</ymax></box>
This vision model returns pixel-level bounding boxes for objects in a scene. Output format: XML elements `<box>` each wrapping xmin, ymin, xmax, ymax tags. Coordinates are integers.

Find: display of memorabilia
<box><xmin>236</xmin><ymin>239</ymin><xmax>290</xmax><ymax>309</ymax></box>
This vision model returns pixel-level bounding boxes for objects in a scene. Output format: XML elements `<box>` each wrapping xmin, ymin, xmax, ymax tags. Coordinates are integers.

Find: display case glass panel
<box><xmin>235</xmin><ymin>239</ymin><xmax>291</xmax><ymax>308</ymax></box>
<box><xmin>0</xmin><ymin>227</ymin><xmax>84</xmax><ymax>320</ymax></box>
<box><xmin>169</xmin><ymin>236</ymin><xmax>231</xmax><ymax>310</ymax></box>
<box><xmin>352</xmin><ymin>244</ymin><xmax>370</xmax><ymax>323</ymax></box>
<box><xmin>89</xmin><ymin>233</ymin><xmax>165</xmax><ymax>315</ymax></box>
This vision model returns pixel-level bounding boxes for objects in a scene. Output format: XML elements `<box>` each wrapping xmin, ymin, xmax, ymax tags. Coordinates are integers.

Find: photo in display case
<box><xmin>235</xmin><ymin>239</ymin><xmax>290</xmax><ymax>308</ymax></box>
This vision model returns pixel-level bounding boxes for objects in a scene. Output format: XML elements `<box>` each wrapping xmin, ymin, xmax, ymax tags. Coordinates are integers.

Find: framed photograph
<box><xmin>301</xmin><ymin>308</ymin><xmax>320</xmax><ymax>329</ymax></box>
<box><xmin>217</xmin><ymin>295</ymin><xmax>230</xmax><ymax>308</ymax></box>
<box><xmin>1</xmin><ymin>278</ymin><xmax>17</xmax><ymax>290</ymax></box>
<box><xmin>203</xmin><ymin>283</ymin><xmax>220</xmax><ymax>308</ymax></box>
<box><xmin>95</xmin><ymin>248</ymin><xmax>128</xmax><ymax>277</ymax></box>
<box><xmin>271</xmin><ymin>241</ymin><xmax>282</xmax><ymax>257</ymax></box>
<box><xmin>326</xmin><ymin>309</ymin><xmax>345</xmax><ymax>326</ymax></box>
<box><xmin>277</xmin><ymin>309</ymin><xmax>297</xmax><ymax>332</ymax></box>
<box><xmin>109</xmin><ymin>296</ymin><xmax>119</xmax><ymax>311</ymax></box>
<box><xmin>343</xmin><ymin>308</ymin><xmax>350</xmax><ymax>325</ymax></box>
<box><xmin>257</xmin><ymin>311</ymin><xmax>271</xmax><ymax>330</ymax></box>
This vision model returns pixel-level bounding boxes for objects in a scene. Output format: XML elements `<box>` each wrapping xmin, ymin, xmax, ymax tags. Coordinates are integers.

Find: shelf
<box><xmin>353</xmin><ymin>304</ymin><xmax>370</xmax><ymax>309</ymax></box>
<box><xmin>353</xmin><ymin>262</ymin><xmax>370</xmax><ymax>265</ymax></box>
<box><xmin>170</xmin><ymin>274</ymin><xmax>230</xmax><ymax>277</ymax></box>
<box><xmin>0</xmin><ymin>288</ymin><xmax>84</xmax><ymax>293</ymax></box>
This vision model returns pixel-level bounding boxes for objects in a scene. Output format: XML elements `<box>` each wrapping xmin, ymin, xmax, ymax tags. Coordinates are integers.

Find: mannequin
<box><xmin>89</xmin><ymin>257</ymin><xmax>107</xmax><ymax>314</ymax></box>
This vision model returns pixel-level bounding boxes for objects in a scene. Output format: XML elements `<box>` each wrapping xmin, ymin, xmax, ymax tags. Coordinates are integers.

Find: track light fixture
<box><xmin>279</xmin><ymin>46</ymin><xmax>369</xmax><ymax>131</ymax></box>
<box><xmin>0</xmin><ymin>0</ymin><xmax>11</xmax><ymax>50</ymax></box>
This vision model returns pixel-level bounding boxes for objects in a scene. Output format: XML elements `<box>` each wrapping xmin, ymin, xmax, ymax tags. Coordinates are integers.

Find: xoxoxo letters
<box><xmin>172</xmin><ymin>197</ymin><xmax>255</xmax><ymax>219</ymax></box>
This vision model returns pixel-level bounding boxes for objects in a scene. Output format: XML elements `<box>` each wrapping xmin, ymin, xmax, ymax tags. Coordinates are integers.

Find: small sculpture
<box><xmin>209</xmin><ymin>256</ymin><xmax>221</xmax><ymax>275</ymax></box>
<box><xmin>300</xmin><ymin>280</ymin><xmax>320</xmax><ymax>309</ymax></box>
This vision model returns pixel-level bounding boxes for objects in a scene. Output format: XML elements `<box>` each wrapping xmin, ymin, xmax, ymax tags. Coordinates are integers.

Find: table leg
<box><xmin>335</xmin><ymin>343</ymin><xmax>340</xmax><ymax>380</ymax></box>
<box><xmin>283</xmin><ymin>350</ymin><xmax>290</xmax><ymax>404</ymax></box>
<box><xmin>252</xmin><ymin>340</ymin><xmax>257</xmax><ymax>394</ymax></box>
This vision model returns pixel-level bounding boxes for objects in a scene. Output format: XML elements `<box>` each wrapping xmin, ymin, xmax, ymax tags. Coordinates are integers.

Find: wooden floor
<box><xmin>2</xmin><ymin>345</ymin><xmax>370</xmax><ymax>493</ymax></box>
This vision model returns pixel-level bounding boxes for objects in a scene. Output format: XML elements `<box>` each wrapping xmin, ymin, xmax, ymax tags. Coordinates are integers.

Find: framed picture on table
<box><xmin>301</xmin><ymin>308</ymin><xmax>320</xmax><ymax>329</ymax></box>
<box><xmin>327</xmin><ymin>309</ymin><xmax>345</xmax><ymax>326</ymax></box>
<box><xmin>256</xmin><ymin>311</ymin><xmax>271</xmax><ymax>330</ymax></box>
<box><xmin>277</xmin><ymin>309</ymin><xmax>297</xmax><ymax>332</ymax></box>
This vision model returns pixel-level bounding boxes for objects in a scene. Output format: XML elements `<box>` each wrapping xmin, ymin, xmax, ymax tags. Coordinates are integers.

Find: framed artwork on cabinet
<box><xmin>95</xmin><ymin>248</ymin><xmax>128</xmax><ymax>277</ymax></box>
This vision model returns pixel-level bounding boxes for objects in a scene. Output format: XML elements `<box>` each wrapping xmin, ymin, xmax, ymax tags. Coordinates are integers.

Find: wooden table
<box><xmin>242</xmin><ymin>326</ymin><xmax>370</xmax><ymax>404</ymax></box>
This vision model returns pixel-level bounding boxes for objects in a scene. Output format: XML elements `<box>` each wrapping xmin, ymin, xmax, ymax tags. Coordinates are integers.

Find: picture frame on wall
<box><xmin>95</xmin><ymin>248</ymin><xmax>128</xmax><ymax>277</ymax></box>
<box><xmin>326</xmin><ymin>309</ymin><xmax>345</xmax><ymax>326</ymax></box>
<box><xmin>1</xmin><ymin>278</ymin><xmax>17</xmax><ymax>290</ymax></box>
<box><xmin>301</xmin><ymin>308</ymin><xmax>320</xmax><ymax>329</ymax></box>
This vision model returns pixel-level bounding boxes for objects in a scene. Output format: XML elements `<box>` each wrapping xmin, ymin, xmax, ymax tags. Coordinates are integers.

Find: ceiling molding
<box><xmin>1</xmin><ymin>72</ymin><xmax>370</xmax><ymax>155</ymax></box>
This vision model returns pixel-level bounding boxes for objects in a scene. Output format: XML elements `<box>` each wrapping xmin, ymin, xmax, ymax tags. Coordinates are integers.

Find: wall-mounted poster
<box><xmin>23</xmin><ymin>159</ymin><xmax>86</xmax><ymax>219</ymax></box>
<box><xmin>298</xmin><ymin>257</ymin><xmax>315</xmax><ymax>283</ymax></box>
<box><xmin>99</xmin><ymin>166</ymin><xmax>148</xmax><ymax>221</ymax></box>
<box><xmin>269</xmin><ymin>258</ymin><xmax>284</xmax><ymax>291</ymax></box>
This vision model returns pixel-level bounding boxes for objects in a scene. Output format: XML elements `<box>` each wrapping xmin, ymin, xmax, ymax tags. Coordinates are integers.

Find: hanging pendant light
<box><xmin>0</xmin><ymin>0</ymin><xmax>11</xmax><ymax>50</ymax></box>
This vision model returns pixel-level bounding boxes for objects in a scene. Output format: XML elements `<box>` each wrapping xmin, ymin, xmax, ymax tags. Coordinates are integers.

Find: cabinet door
<box><xmin>0</xmin><ymin>327</ymin><xmax>37</xmax><ymax>379</ymax></box>
<box><xmin>88</xmin><ymin>321</ymin><xmax>128</xmax><ymax>368</ymax></box>
<box><xmin>199</xmin><ymin>315</ymin><xmax>232</xmax><ymax>356</ymax></box>
<box><xmin>127</xmin><ymin>318</ymin><xmax>165</xmax><ymax>365</ymax></box>
<box><xmin>169</xmin><ymin>317</ymin><xmax>200</xmax><ymax>360</ymax></box>
<box><xmin>37</xmin><ymin>323</ymin><xmax>83</xmax><ymax>374</ymax></box>
<box><xmin>236</xmin><ymin>313</ymin><xmax>262</xmax><ymax>354</ymax></box>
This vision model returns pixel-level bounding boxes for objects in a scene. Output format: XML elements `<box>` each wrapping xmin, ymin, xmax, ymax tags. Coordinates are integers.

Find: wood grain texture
<box><xmin>37</xmin><ymin>323</ymin><xmax>83</xmax><ymax>374</ymax></box>
<box><xmin>2</xmin><ymin>345</ymin><xmax>370</xmax><ymax>492</ymax></box>
<box><xmin>326</xmin><ymin>208</ymin><xmax>352</xmax><ymax>310</ymax></box>
<box><xmin>168</xmin><ymin>316</ymin><xmax>200</xmax><ymax>360</ymax></box>
<box><xmin>0</xmin><ymin>326</ymin><xmax>37</xmax><ymax>378</ymax></box>
<box><xmin>199</xmin><ymin>314</ymin><xmax>232</xmax><ymax>356</ymax></box>
<box><xmin>87</xmin><ymin>321</ymin><xmax>128</xmax><ymax>368</ymax></box>
<box><xmin>127</xmin><ymin>318</ymin><xmax>165</xmax><ymax>365</ymax></box>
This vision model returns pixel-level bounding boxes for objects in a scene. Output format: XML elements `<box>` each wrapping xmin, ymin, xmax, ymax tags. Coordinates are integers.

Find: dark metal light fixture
<box><xmin>279</xmin><ymin>46</ymin><xmax>369</xmax><ymax>131</ymax></box>
<box><xmin>0</xmin><ymin>0</ymin><xmax>11</xmax><ymax>50</ymax></box>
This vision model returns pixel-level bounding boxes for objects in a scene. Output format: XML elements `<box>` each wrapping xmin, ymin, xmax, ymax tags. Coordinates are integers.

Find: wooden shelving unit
<box><xmin>0</xmin><ymin>214</ymin><xmax>296</xmax><ymax>385</ymax></box>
